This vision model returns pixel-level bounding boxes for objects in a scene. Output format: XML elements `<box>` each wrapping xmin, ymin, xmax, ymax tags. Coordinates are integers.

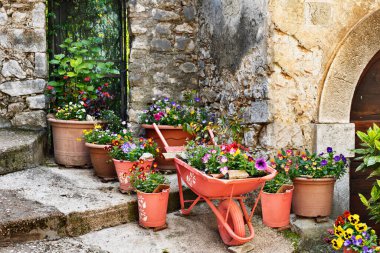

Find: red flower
<box><xmin>82</xmin><ymin>97</ymin><xmax>87</xmax><ymax>101</ymax></box>
<box><xmin>104</xmin><ymin>83</ymin><xmax>109</xmax><ymax>87</ymax></box>
<box><xmin>335</xmin><ymin>216</ymin><xmax>345</xmax><ymax>226</ymax></box>
<box><xmin>97</xmin><ymin>87</ymin><xmax>102</xmax><ymax>91</ymax></box>
<box><xmin>153</xmin><ymin>162</ymin><xmax>158</xmax><ymax>168</ymax></box>
<box><xmin>84</xmin><ymin>77</ymin><xmax>91</xmax><ymax>82</ymax></box>
<box><xmin>63</xmin><ymin>75</ymin><xmax>69</xmax><ymax>80</ymax></box>
<box><xmin>47</xmin><ymin>85</ymin><xmax>54</xmax><ymax>90</ymax></box>
<box><xmin>343</xmin><ymin>210</ymin><xmax>350</xmax><ymax>218</ymax></box>
<box><xmin>139</xmin><ymin>159</ymin><xmax>144</xmax><ymax>164</ymax></box>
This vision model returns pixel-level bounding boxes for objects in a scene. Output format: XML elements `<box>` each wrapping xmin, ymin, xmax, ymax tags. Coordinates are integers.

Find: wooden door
<box><xmin>350</xmin><ymin>51</ymin><xmax>380</xmax><ymax>232</ymax></box>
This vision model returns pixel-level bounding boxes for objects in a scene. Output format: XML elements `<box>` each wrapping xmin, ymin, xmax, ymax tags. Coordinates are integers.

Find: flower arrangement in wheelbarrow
<box><xmin>172</xmin><ymin>142</ymin><xmax>277</xmax><ymax>246</ymax></box>
<box><xmin>285</xmin><ymin>147</ymin><xmax>348</xmax><ymax>217</ymax></box>
<box><xmin>82</xmin><ymin>112</ymin><xmax>133</xmax><ymax>180</ymax></box>
<box><xmin>107</xmin><ymin>137</ymin><xmax>159</xmax><ymax>193</ymax></box>
<box><xmin>139</xmin><ymin>91</ymin><xmax>216</xmax><ymax>170</ymax></box>
<box><xmin>130</xmin><ymin>168</ymin><xmax>170</xmax><ymax>229</ymax></box>
<box><xmin>325</xmin><ymin>211</ymin><xmax>380</xmax><ymax>253</ymax></box>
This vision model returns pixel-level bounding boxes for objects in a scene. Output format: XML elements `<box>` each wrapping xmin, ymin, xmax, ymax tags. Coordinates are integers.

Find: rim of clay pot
<box><xmin>85</xmin><ymin>143</ymin><xmax>110</xmax><ymax>148</ymax></box>
<box><xmin>48</xmin><ymin>117</ymin><xmax>105</xmax><ymax>125</ymax></box>
<box><xmin>141</xmin><ymin>124</ymin><xmax>183</xmax><ymax>130</ymax></box>
<box><xmin>292</xmin><ymin>177</ymin><xmax>336</xmax><ymax>183</ymax></box>
<box><xmin>136</xmin><ymin>186</ymin><xmax>170</xmax><ymax>195</ymax></box>
<box><xmin>262</xmin><ymin>185</ymin><xmax>294</xmax><ymax>195</ymax></box>
<box><xmin>112</xmin><ymin>158</ymin><xmax>155</xmax><ymax>163</ymax></box>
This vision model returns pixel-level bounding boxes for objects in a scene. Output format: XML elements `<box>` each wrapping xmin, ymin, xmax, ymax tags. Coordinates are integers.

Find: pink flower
<box><xmin>220</xmin><ymin>166</ymin><xmax>228</xmax><ymax>175</ymax></box>
<box><xmin>220</xmin><ymin>156</ymin><xmax>228</xmax><ymax>163</ymax></box>
<box><xmin>255</xmin><ymin>158</ymin><xmax>267</xmax><ymax>171</ymax></box>
<box><xmin>286</xmin><ymin>149</ymin><xmax>293</xmax><ymax>156</ymax></box>
<box><xmin>47</xmin><ymin>85</ymin><xmax>54</xmax><ymax>90</ymax></box>
<box><xmin>154</xmin><ymin>113</ymin><xmax>162</xmax><ymax>121</ymax></box>
<box><xmin>202</xmin><ymin>154</ymin><xmax>211</xmax><ymax>163</ymax></box>
<box><xmin>84</xmin><ymin>77</ymin><xmax>91</xmax><ymax>82</ymax></box>
<box><xmin>211</xmin><ymin>149</ymin><xmax>217</xmax><ymax>154</ymax></box>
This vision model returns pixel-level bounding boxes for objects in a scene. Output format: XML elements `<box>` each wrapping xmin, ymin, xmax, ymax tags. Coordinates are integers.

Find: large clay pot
<box><xmin>261</xmin><ymin>185</ymin><xmax>294</xmax><ymax>228</ymax></box>
<box><xmin>85</xmin><ymin>143</ymin><xmax>116</xmax><ymax>180</ymax></box>
<box><xmin>113</xmin><ymin>159</ymin><xmax>154</xmax><ymax>193</ymax></box>
<box><xmin>141</xmin><ymin>124</ymin><xmax>193</xmax><ymax>170</ymax></box>
<box><xmin>137</xmin><ymin>186</ymin><xmax>170</xmax><ymax>228</ymax></box>
<box><xmin>292</xmin><ymin>177</ymin><xmax>336</xmax><ymax>217</ymax></box>
<box><xmin>48</xmin><ymin>118</ymin><xmax>100</xmax><ymax>167</ymax></box>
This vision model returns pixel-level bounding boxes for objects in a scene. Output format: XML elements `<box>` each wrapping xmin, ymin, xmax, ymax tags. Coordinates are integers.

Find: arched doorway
<box><xmin>350</xmin><ymin>51</ymin><xmax>380</xmax><ymax>232</ymax></box>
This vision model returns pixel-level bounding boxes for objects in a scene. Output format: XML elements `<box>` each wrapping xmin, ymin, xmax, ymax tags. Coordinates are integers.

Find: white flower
<box><xmin>79</xmin><ymin>101</ymin><xmax>85</xmax><ymax>105</ymax></box>
<box><xmin>81</xmin><ymin>109</ymin><xmax>85</xmax><ymax>112</ymax></box>
<box><xmin>121</xmin><ymin>121</ymin><xmax>126</xmax><ymax>125</ymax></box>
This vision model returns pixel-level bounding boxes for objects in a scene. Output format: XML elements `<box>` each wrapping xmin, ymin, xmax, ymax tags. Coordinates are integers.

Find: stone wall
<box><xmin>0</xmin><ymin>0</ymin><xmax>47</xmax><ymax>130</ymax></box>
<box><xmin>127</xmin><ymin>0</ymin><xmax>199</xmax><ymax>125</ymax></box>
<box><xmin>197</xmin><ymin>0</ymin><xmax>270</xmax><ymax>150</ymax></box>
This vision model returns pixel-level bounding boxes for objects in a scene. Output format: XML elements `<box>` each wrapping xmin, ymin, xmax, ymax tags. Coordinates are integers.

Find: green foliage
<box><xmin>130</xmin><ymin>171</ymin><xmax>169</xmax><ymax>193</ymax></box>
<box><xmin>185</xmin><ymin>141</ymin><xmax>267</xmax><ymax>177</ymax></box>
<box><xmin>47</xmin><ymin>37</ymin><xmax>119</xmax><ymax>113</ymax></box>
<box><xmin>55</xmin><ymin>102</ymin><xmax>86</xmax><ymax>120</ymax></box>
<box><xmin>108</xmin><ymin>138</ymin><xmax>158</xmax><ymax>162</ymax></box>
<box><xmin>100</xmin><ymin>110</ymin><xmax>127</xmax><ymax>133</ymax></box>
<box><xmin>354</xmin><ymin>124</ymin><xmax>380</xmax><ymax>224</ymax></box>
<box><xmin>213</xmin><ymin>112</ymin><xmax>247</xmax><ymax>144</ymax></box>
<box><xmin>83</xmin><ymin>124</ymin><xmax>132</xmax><ymax>145</ymax></box>
<box><xmin>263</xmin><ymin>172</ymin><xmax>292</xmax><ymax>193</ymax></box>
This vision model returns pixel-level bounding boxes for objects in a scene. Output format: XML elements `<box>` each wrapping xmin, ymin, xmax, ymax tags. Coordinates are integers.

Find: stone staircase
<box><xmin>0</xmin><ymin>128</ymin><xmax>46</xmax><ymax>175</ymax></box>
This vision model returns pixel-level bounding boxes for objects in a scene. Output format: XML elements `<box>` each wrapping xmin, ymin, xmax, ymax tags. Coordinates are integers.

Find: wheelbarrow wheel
<box><xmin>217</xmin><ymin>199</ymin><xmax>245</xmax><ymax>246</ymax></box>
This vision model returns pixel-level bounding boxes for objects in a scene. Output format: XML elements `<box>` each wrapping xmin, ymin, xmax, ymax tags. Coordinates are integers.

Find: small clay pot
<box><xmin>85</xmin><ymin>143</ymin><xmax>116</xmax><ymax>180</ymax></box>
<box><xmin>113</xmin><ymin>159</ymin><xmax>153</xmax><ymax>192</ymax></box>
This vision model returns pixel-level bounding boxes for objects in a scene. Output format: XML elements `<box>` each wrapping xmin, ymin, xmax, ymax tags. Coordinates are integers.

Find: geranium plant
<box><xmin>287</xmin><ymin>147</ymin><xmax>348</xmax><ymax>179</ymax></box>
<box><xmin>108</xmin><ymin>138</ymin><xmax>159</xmax><ymax>162</ymax></box>
<box><xmin>130</xmin><ymin>169</ymin><xmax>169</xmax><ymax>193</ymax></box>
<box><xmin>139</xmin><ymin>91</ymin><xmax>215</xmax><ymax>135</ymax></box>
<box><xmin>184</xmin><ymin>141</ymin><xmax>268</xmax><ymax>178</ymax></box>
<box><xmin>46</xmin><ymin>37</ymin><xmax>119</xmax><ymax>117</ymax></box>
<box><xmin>326</xmin><ymin>211</ymin><xmax>379</xmax><ymax>252</ymax></box>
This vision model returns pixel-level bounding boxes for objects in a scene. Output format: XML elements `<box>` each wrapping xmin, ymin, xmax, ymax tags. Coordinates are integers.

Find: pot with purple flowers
<box><xmin>139</xmin><ymin>91</ymin><xmax>215</xmax><ymax>170</ymax></box>
<box><xmin>287</xmin><ymin>147</ymin><xmax>348</xmax><ymax>217</ymax></box>
<box><xmin>108</xmin><ymin>137</ymin><xmax>159</xmax><ymax>193</ymax></box>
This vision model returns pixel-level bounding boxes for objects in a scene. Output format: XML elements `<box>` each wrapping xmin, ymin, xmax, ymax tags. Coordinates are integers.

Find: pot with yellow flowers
<box><xmin>108</xmin><ymin>137</ymin><xmax>159</xmax><ymax>193</ymax></box>
<box><xmin>326</xmin><ymin>211</ymin><xmax>379</xmax><ymax>253</ymax></box>
<box><xmin>287</xmin><ymin>147</ymin><xmax>348</xmax><ymax>217</ymax></box>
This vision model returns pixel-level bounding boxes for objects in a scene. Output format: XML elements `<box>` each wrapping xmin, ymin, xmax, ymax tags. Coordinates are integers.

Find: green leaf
<box><xmin>54</xmin><ymin>54</ymin><xmax>65</xmax><ymax>60</ymax></box>
<box><xmin>58</xmin><ymin>69</ymin><xmax>66</xmax><ymax>76</ymax></box>
<box><xmin>87</xmin><ymin>86</ymin><xmax>94</xmax><ymax>91</ymax></box>
<box><xmin>69</xmin><ymin>58</ymin><xmax>83</xmax><ymax>68</ymax></box>
<box><xmin>367</xmin><ymin>156</ymin><xmax>380</xmax><ymax>166</ymax></box>
<box><xmin>67</xmin><ymin>72</ymin><xmax>77</xmax><ymax>77</ymax></box>
<box><xmin>357</xmin><ymin>131</ymin><xmax>368</xmax><ymax>142</ymax></box>
<box><xmin>49</xmin><ymin>59</ymin><xmax>60</xmax><ymax>64</ymax></box>
<box><xmin>375</xmin><ymin>140</ymin><xmax>380</xmax><ymax>151</ymax></box>
<box><xmin>359</xmin><ymin>193</ymin><xmax>369</xmax><ymax>207</ymax></box>
<box><xmin>368</xmin><ymin>168</ymin><xmax>380</xmax><ymax>178</ymax></box>
<box><xmin>355</xmin><ymin>163</ymin><xmax>366</xmax><ymax>172</ymax></box>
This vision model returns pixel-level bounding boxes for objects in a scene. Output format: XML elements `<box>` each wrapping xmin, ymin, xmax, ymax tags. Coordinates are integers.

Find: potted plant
<box><xmin>46</xmin><ymin>37</ymin><xmax>119</xmax><ymax>167</ymax></box>
<box><xmin>261</xmin><ymin>151</ymin><xmax>293</xmax><ymax>228</ymax></box>
<box><xmin>354</xmin><ymin>124</ymin><xmax>380</xmax><ymax>225</ymax></box>
<box><xmin>83</xmin><ymin>111</ymin><xmax>132</xmax><ymax>180</ymax></box>
<box><xmin>139</xmin><ymin>91</ymin><xmax>215</xmax><ymax>170</ymax></box>
<box><xmin>108</xmin><ymin>138</ymin><xmax>159</xmax><ymax>193</ymax></box>
<box><xmin>326</xmin><ymin>211</ymin><xmax>379</xmax><ymax>252</ymax></box>
<box><xmin>130</xmin><ymin>169</ymin><xmax>170</xmax><ymax>228</ymax></box>
<box><xmin>288</xmin><ymin>148</ymin><xmax>348</xmax><ymax>217</ymax></box>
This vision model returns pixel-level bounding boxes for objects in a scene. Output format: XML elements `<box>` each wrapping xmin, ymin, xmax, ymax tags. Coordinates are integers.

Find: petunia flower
<box><xmin>321</xmin><ymin>160</ymin><xmax>328</xmax><ymax>166</ymax></box>
<box><xmin>255</xmin><ymin>158</ymin><xmax>267</xmax><ymax>171</ymax></box>
<box><xmin>327</xmin><ymin>147</ymin><xmax>333</xmax><ymax>153</ymax></box>
<box><xmin>220</xmin><ymin>166</ymin><xmax>228</xmax><ymax>175</ymax></box>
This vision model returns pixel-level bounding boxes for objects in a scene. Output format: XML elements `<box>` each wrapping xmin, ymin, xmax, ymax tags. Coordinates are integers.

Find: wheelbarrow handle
<box><xmin>153</xmin><ymin>123</ymin><xmax>170</xmax><ymax>149</ymax></box>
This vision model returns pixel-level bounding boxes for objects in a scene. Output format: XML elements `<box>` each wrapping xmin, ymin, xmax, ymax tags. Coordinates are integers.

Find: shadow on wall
<box><xmin>198</xmin><ymin>0</ymin><xmax>266</xmax><ymax>73</ymax></box>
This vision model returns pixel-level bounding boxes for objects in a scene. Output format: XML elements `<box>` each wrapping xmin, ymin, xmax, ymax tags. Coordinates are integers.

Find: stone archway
<box><xmin>316</xmin><ymin>9</ymin><xmax>380</xmax><ymax>217</ymax></box>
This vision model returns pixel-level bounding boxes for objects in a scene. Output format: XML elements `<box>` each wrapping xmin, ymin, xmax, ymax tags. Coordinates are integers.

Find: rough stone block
<box><xmin>151</xmin><ymin>39</ymin><xmax>172</xmax><ymax>52</ymax></box>
<box><xmin>11</xmin><ymin>111</ymin><xmax>46</xmax><ymax>129</ymax></box>
<box><xmin>7</xmin><ymin>102</ymin><xmax>25</xmax><ymax>114</ymax></box>
<box><xmin>183</xmin><ymin>6</ymin><xmax>195</xmax><ymax>21</ymax></box>
<box><xmin>179</xmin><ymin>62</ymin><xmax>197</xmax><ymax>73</ymax></box>
<box><xmin>131</xmin><ymin>24</ymin><xmax>147</xmax><ymax>34</ymax></box>
<box><xmin>155</xmin><ymin>23</ymin><xmax>172</xmax><ymax>35</ymax></box>
<box><xmin>9</xmin><ymin>29</ymin><xmax>46</xmax><ymax>52</ymax></box>
<box><xmin>152</xmin><ymin>9</ymin><xmax>180</xmax><ymax>21</ymax></box>
<box><xmin>0</xmin><ymin>7</ymin><xmax>8</xmax><ymax>26</ymax></box>
<box><xmin>175</xmin><ymin>23</ymin><xmax>194</xmax><ymax>33</ymax></box>
<box><xmin>1</xmin><ymin>60</ymin><xmax>26</xmax><ymax>79</ymax></box>
<box><xmin>314</xmin><ymin>123</ymin><xmax>355</xmax><ymax>157</ymax></box>
<box><xmin>332</xmin><ymin>172</ymin><xmax>349</xmax><ymax>218</ymax></box>
<box><xmin>34</xmin><ymin>53</ymin><xmax>48</xmax><ymax>77</ymax></box>
<box><xmin>26</xmin><ymin>95</ymin><xmax>46</xmax><ymax>109</ymax></box>
<box><xmin>0</xmin><ymin>79</ymin><xmax>46</xmax><ymax>96</ymax></box>
<box><xmin>243</xmin><ymin>100</ymin><xmax>271</xmax><ymax>124</ymax></box>
<box><xmin>0</xmin><ymin>117</ymin><xmax>11</xmax><ymax>128</ymax></box>
<box><xmin>305</xmin><ymin>2</ymin><xmax>331</xmax><ymax>26</ymax></box>
<box><xmin>32</xmin><ymin>2</ymin><xmax>45</xmax><ymax>28</ymax></box>
<box><xmin>228</xmin><ymin>243</ymin><xmax>255</xmax><ymax>253</ymax></box>
<box><xmin>175</xmin><ymin>36</ymin><xmax>191</xmax><ymax>50</ymax></box>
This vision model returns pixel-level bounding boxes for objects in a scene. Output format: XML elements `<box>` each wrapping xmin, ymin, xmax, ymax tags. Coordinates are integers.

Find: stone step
<box><xmin>0</xmin><ymin>166</ymin><xmax>185</xmax><ymax>246</ymax></box>
<box><xmin>0</xmin><ymin>129</ymin><xmax>46</xmax><ymax>175</ymax></box>
<box><xmin>0</xmin><ymin>204</ymin><xmax>295</xmax><ymax>253</ymax></box>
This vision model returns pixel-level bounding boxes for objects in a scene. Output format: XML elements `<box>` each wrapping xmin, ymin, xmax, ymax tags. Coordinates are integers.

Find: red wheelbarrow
<box><xmin>173</xmin><ymin>158</ymin><xmax>277</xmax><ymax>246</ymax></box>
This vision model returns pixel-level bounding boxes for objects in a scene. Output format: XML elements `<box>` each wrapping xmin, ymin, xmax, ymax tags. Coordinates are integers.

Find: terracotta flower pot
<box><xmin>261</xmin><ymin>185</ymin><xmax>294</xmax><ymax>228</ymax></box>
<box><xmin>343</xmin><ymin>247</ymin><xmax>358</xmax><ymax>253</ymax></box>
<box><xmin>137</xmin><ymin>186</ymin><xmax>170</xmax><ymax>228</ymax></box>
<box><xmin>48</xmin><ymin>118</ymin><xmax>101</xmax><ymax>167</ymax></box>
<box><xmin>142</xmin><ymin>124</ymin><xmax>193</xmax><ymax>170</ymax></box>
<box><xmin>85</xmin><ymin>143</ymin><xmax>116</xmax><ymax>180</ymax></box>
<box><xmin>292</xmin><ymin>177</ymin><xmax>336</xmax><ymax>217</ymax></box>
<box><xmin>113</xmin><ymin>159</ymin><xmax>153</xmax><ymax>192</ymax></box>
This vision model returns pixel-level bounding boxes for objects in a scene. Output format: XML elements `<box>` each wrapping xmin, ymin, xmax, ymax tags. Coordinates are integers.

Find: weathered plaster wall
<box><xmin>197</xmin><ymin>0</ymin><xmax>270</xmax><ymax>150</ymax></box>
<box><xmin>266</xmin><ymin>0</ymin><xmax>380</xmax><ymax>151</ymax></box>
<box><xmin>127</xmin><ymin>0</ymin><xmax>199</xmax><ymax>125</ymax></box>
<box><xmin>0</xmin><ymin>0</ymin><xmax>47</xmax><ymax>129</ymax></box>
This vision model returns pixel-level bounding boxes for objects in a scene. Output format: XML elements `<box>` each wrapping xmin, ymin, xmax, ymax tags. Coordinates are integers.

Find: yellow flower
<box><xmin>355</xmin><ymin>235</ymin><xmax>363</xmax><ymax>241</ymax></box>
<box><xmin>334</xmin><ymin>225</ymin><xmax>344</xmax><ymax>237</ymax></box>
<box><xmin>331</xmin><ymin>237</ymin><xmax>344</xmax><ymax>250</ymax></box>
<box><xmin>355</xmin><ymin>223</ymin><xmax>367</xmax><ymax>232</ymax></box>
<box><xmin>348</xmin><ymin>214</ymin><xmax>360</xmax><ymax>225</ymax></box>
<box><xmin>190</xmin><ymin>109</ymin><xmax>195</xmax><ymax>115</ymax></box>
<box><xmin>243</xmin><ymin>154</ymin><xmax>248</xmax><ymax>159</ymax></box>
<box><xmin>233</xmin><ymin>149</ymin><xmax>241</xmax><ymax>157</ymax></box>
<box><xmin>83</xmin><ymin>129</ymin><xmax>87</xmax><ymax>134</ymax></box>
<box><xmin>343</xmin><ymin>228</ymin><xmax>354</xmax><ymax>240</ymax></box>
<box><xmin>76</xmin><ymin>138</ymin><xmax>82</xmax><ymax>142</ymax></box>
<box><xmin>220</xmin><ymin>152</ymin><xmax>224</xmax><ymax>155</ymax></box>
<box><xmin>94</xmin><ymin>124</ymin><xmax>102</xmax><ymax>129</ymax></box>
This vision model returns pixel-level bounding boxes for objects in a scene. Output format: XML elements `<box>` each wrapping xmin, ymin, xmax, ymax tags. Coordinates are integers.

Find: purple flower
<box><xmin>327</xmin><ymin>147</ymin><xmax>333</xmax><ymax>153</ymax></box>
<box><xmin>343</xmin><ymin>239</ymin><xmax>351</xmax><ymax>247</ymax></box>
<box><xmin>220</xmin><ymin>166</ymin><xmax>228</xmax><ymax>175</ymax></box>
<box><xmin>195</xmin><ymin>97</ymin><xmax>201</xmax><ymax>103</ymax></box>
<box><xmin>220</xmin><ymin>156</ymin><xmax>228</xmax><ymax>163</ymax></box>
<box><xmin>171</xmin><ymin>101</ymin><xmax>176</xmax><ymax>107</ymax></box>
<box><xmin>340</xmin><ymin>154</ymin><xmax>347</xmax><ymax>163</ymax></box>
<box><xmin>334</xmin><ymin>155</ymin><xmax>341</xmax><ymax>162</ymax></box>
<box><xmin>321</xmin><ymin>159</ymin><xmax>328</xmax><ymax>166</ymax></box>
<box><xmin>164</xmin><ymin>97</ymin><xmax>169</xmax><ymax>102</ymax></box>
<box><xmin>202</xmin><ymin>154</ymin><xmax>211</xmax><ymax>163</ymax></box>
<box><xmin>255</xmin><ymin>158</ymin><xmax>267</xmax><ymax>171</ymax></box>
<box><xmin>121</xmin><ymin>142</ymin><xmax>136</xmax><ymax>153</ymax></box>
